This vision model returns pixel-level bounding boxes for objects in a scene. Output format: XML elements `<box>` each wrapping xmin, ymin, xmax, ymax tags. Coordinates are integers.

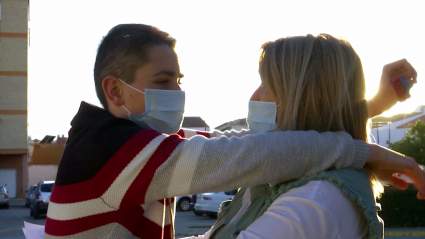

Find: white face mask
<box><xmin>119</xmin><ymin>79</ymin><xmax>185</xmax><ymax>134</ymax></box>
<box><xmin>246</xmin><ymin>101</ymin><xmax>278</xmax><ymax>134</ymax></box>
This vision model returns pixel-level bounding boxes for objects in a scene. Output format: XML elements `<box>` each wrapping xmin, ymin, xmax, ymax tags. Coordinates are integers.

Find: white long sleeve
<box><xmin>237</xmin><ymin>181</ymin><xmax>368</xmax><ymax>239</ymax></box>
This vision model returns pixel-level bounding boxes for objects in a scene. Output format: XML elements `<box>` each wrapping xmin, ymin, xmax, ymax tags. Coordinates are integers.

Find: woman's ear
<box><xmin>102</xmin><ymin>77</ymin><xmax>124</xmax><ymax>107</ymax></box>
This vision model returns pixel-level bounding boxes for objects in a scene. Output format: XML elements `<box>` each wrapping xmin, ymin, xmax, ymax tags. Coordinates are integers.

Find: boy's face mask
<box><xmin>119</xmin><ymin>79</ymin><xmax>185</xmax><ymax>134</ymax></box>
<box><xmin>247</xmin><ymin>101</ymin><xmax>278</xmax><ymax>134</ymax></box>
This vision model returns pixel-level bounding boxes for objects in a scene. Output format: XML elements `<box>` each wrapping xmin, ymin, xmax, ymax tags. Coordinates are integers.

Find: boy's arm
<box><xmin>101</xmin><ymin>129</ymin><xmax>367</xmax><ymax>207</ymax></box>
<box><xmin>178</xmin><ymin>128</ymin><xmax>250</xmax><ymax>139</ymax></box>
<box><xmin>367</xmin><ymin>59</ymin><xmax>417</xmax><ymax>118</ymax></box>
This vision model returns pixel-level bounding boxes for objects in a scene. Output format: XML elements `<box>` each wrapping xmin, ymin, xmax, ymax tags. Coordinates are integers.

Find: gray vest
<box><xmin>209</xmin><ymin>169</ymin><xmax>383</xmax><ymax>239</ymax></box>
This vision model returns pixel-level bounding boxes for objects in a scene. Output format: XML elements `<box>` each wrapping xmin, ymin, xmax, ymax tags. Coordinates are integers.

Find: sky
<box><xmin>28</xmin><ymin>0</ymin><xmax>425</xmax><ymax>140</ymax></box>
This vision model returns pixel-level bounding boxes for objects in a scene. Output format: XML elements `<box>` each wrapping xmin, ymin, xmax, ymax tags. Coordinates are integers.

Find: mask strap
<box><xmin>118</xmin><ymin>78</ymin><xmax>145</xmax><ymax>95</ymax></box>
<box><xmin>122</xmin><ymin>105</ymin><xmax>131</xmax><ymax>113</ymax></box>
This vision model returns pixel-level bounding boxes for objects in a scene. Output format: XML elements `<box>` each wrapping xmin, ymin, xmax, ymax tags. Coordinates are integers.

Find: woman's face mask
<box><xmin>119</xmin><ymin>79</ymin><xmax>185</xmax><ymax>134</ymax></box>
<box><xmin>247</xmin><ymin>84</ymin><xmax>279</xmax><ymax>134</ymax></box>
<box><xmin>247</xmin><ymin>101</ymin><xmax>278</xmax><ymax>134</ymax></box>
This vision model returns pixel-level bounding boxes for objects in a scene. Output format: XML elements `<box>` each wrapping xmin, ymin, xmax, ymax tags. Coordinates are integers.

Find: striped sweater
<box><xmin>44</xmin><ymin>101</ymin><xmax>369</xmax><ymax>239</ymax></box>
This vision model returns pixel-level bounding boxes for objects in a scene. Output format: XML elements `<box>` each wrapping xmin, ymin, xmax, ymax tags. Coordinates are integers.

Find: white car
<box><xmin>176</xmin><ymin>195</ymin><xmax>193</xmax><ymax>211</ymax></box>
<box><xmin>29</xmin><ymin>180</ymin><xmax>55</xmax><ymax>219</ymax></box>
<box><xmin>193</xmin><ymin>190</ymin><xmax>237</xmax><ymax>218</ymax></box>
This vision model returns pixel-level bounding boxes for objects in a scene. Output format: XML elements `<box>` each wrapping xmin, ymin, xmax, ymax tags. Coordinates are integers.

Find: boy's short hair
<box><xmin>94</xmin><ymin>24</ymin><xmax>176</xmax><ymax>110</ymax></box>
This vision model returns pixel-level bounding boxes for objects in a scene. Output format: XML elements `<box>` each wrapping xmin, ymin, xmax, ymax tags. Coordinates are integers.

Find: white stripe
<box><xmin>181</xmin><ymin>128</ymin><xmax>198</xmax><ymax>138</ymax></box>
<box><xmin>47</xmin><ymin>199</ymin><xmax>115</xmax><ymax>221</ymax></box>
<box><xmin>143</xmin><ymin>200</ymin><xmax>172</xmax><ymax>226</ymax></box>
<box><xmin>166</xmin><ymin>136</ymin><xmax>205</xmax><ymax>197</ymax></box>
<box><xmin>44</xmin><ymin>223</ymin><xmax>138</xmax><ymax>239</ymax></box>
<box><xmin>101</xmin><ymin>135</ymin><xmax>166</xmax><ymax>208</ymax></box>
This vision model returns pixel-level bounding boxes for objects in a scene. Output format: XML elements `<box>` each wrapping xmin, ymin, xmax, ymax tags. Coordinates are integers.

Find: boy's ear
<box><xmin>102</xmin><ymin>76</ymin><xmax>124</xmax><ymax>107</ymax></box>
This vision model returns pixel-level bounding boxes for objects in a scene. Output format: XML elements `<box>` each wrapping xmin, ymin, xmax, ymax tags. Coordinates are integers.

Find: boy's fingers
<box><xmin>383</xmin><ymin>59</ymin><xmax>418</xmax><ymax>83</ymax></box>
<box><xmin>387</xmin><ymin>176</ymin><xmax>409</xmax><ymax>190</ymax></box>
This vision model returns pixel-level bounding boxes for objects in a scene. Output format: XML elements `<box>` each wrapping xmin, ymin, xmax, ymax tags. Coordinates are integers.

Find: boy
<box><xmin>45</xmin><ymin>24</ymin><xmax>424</xmax><ymax>239</ymax></box>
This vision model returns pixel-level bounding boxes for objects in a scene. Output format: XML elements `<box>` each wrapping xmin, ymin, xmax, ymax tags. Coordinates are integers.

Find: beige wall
<box><xmin>0</xmin><ymin>0</ymin><xmax>28</xmax><ymax>33</ymax></box>
<box><xmin>28</xmin><ymin>165</ymin><xmax>58</xmax><ymax>186</ymax></box>
<box><xmin>0</xmin><ymin>0</ymin><xmax>28</xmax><ymax>150</ymax></box>
<box><xmin>0</xmin><ymin>115</ymin><xmax>27</xmax><ymax>149</ymax></box>
<box><xmin>0</xmin><ymin>37</ymin><xmax>27</xmax><ymax>71</ymax></box>
<box><xmin>0</xmin><ymin>76</ymin><xmax>27</xmax><ymax>110</ymax></box>
<box><xmin>0</xmin><ymin>0</ymin><xmax>29</xmax><ymax>199</ymax></box>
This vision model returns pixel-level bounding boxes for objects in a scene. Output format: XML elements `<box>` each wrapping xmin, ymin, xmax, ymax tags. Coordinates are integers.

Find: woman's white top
<box><xmin>185</xmin><ymin>180</ymin><xmax>369</xmax><ymax>239</ymax></box>
<box><xmin>236</xmin><ymin>180</ymin><xmax>368</xmax><ymax>239</ymax></box>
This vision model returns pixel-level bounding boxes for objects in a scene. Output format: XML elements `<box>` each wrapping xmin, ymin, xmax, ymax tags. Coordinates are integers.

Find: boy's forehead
<box><xmin>143</xmin><ymin>45</ymin><xmax>181</xmax><ymax>76</ymax></box>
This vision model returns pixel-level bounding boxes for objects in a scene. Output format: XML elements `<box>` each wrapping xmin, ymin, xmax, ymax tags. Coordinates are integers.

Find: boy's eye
<box><xmin>157</xmin><ymin>79</ymin><xmax>169</xmax><ymax>85</ymax></box>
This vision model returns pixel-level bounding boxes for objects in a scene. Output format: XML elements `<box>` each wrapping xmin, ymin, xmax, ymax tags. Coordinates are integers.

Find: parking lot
<box><xmin>0</xmin><ymin>198</ymin><xmax>215</xmax><ymax>239</ymax></box>
<box><xmin>1</xmin><ymin>198</ymin><xmax>425</xmax><ymax>239</ymax></box>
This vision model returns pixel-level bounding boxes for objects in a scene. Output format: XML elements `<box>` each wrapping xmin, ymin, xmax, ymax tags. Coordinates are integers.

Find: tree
<box><xmin>388</xmin><ymin>120</ymin><xmax>425</xmax><ymax>165</ymax></box>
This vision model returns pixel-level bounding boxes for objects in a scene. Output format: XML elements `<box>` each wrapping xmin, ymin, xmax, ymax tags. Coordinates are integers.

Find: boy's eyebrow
<box><xmin>152</xmin><ymin>70</ymin><xmax>184</xmax><ymax>78</ymax></box>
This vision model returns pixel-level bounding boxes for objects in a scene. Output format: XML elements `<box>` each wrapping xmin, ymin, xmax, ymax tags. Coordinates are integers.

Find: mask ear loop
<box><xmin>119</xmin><ymin>78</ymin><xmax>146</xmax><ymax>115</ymax></box>
<box><xmin>118</xmin><ymin>78</ymin><xmax>146</xmax><ymax>95</ymax></box>
<box><xmin>122</xmin><ymin>105</ymin><xmax>131</xmax><ymax>113</ymax></box>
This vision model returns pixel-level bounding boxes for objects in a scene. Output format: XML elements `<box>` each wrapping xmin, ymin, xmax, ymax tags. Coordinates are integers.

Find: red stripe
<box><xmin>45</xmin><ymin>206</ymin><xmax>146</xmax><ymax>236</ymax></box>
<box><xmin>163</xmin><ymin>224</ymin><xmax>173</xmax><ymax>239</ymax></box>
<box><xmin>176</xmin><ymin>129</ymin><xmax>185</xmax><ymax>138</ymax></box>
<box><xmin>50</xmin><ymin>180</ymin><xmax>98</xmax><ymax>203</ymax></box>
<box><xmin>133</xmin><ymin>215</ymin><xmax>165</xmax><ymax>238</ymax></box>
<box><xmin>120</xmin><ymin>134</ymin><xmax>185</xmax><ymax>207</ymax></box>
<box><xmin>46</xmin><ymin>207</ymin><xmax>169</xmax><ymax>238</ymax></box>
<box><xmin>94</xmin><ymin>129</ymin><xmax>161</xmax><ymax>194</ymax></box>
<box><xmin>196</xmin><ymin>131</ymin><xmax>211</xmax><ymax>138</ymax></box>
<box><xmin>50</xmin><ymin>129</ymin><xmax>161</xmax><ymax>204</ymax></box>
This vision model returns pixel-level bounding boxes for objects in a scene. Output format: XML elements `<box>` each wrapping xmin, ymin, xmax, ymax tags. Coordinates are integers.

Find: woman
<box><xmin>187</xmin><ymin>34</ymin><xmax>420</xmax><ymax>239</ymax></box>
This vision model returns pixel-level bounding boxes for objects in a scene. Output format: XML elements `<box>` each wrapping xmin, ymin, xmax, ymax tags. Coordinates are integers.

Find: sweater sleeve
<box><xmin>178</xmin><ymin>128</ymin><xmax>251</xmax><ymax>139</ymax></box>
<box><xmin>98</xmin><ymin>128</ymin><xmax>368</xmax><ymax>208</ymax></box>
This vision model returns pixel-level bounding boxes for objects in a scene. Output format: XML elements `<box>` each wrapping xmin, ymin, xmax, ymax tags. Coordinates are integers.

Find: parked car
<box><xmin>176</xmin><ymin>195</ymin><xmax>195</xmax><ymax>211</ymax></box>
<box><xmin>29</xmin><ymin>180</ymin><xmax>55</xmax><ymax>219</ymax></box>
<box><xmin>190</xmin><ymin>194</ymin><xmax>197</xmax><ymax>210</ymax></box>
<box><xmin>25</xmin><ymin>184</ymin><xmax>37</xmax><ymax>208</ymax></box>
<box><xmin>0</xmin><ymin>186</ymin><xmax>10</xmax><ymax>209</ymax></box>
<box><xmin>193</xmin><ymin>190</ymin><xmax>237</xmax><ymax>218</ymax></box>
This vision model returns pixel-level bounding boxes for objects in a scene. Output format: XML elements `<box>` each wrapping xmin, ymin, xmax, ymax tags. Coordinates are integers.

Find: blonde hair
<box><xmin>259</xmin><ymin>34</ymin><xmax>383</xmax><ymax>197</ymax></box>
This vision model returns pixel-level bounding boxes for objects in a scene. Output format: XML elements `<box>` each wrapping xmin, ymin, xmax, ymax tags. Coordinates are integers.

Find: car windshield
<box><xmin>40</xmin><ymin>183</ymin><xmax>54</xmax><ymax>192</ymax></box>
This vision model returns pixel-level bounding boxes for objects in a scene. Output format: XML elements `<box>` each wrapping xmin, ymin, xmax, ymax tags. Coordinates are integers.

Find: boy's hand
<box><xmin>368</xmin><ymin>59</ymin><xmax>417</xmax><ymax>118</ymax></box>
<box><xmin>367</xmin><ymin>144</ymin><xmax>425</xmax><ymax>199</ymax></box>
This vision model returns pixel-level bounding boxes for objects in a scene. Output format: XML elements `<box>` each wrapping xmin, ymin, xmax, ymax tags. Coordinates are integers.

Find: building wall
<box><xmin>183</xmin><ymin>127</ymin><xmax>211</xmax><ymax>131</ymax></box>
<box><xmin>0</xmin><ymin>0</ymin><xmax>28</xmax><ymax>150</ymax></box>
<box><xmin>0</xmin><ymin>154</ymin><xmax>28</xmax><ymax>198</ymax></box>
<box><xmin>28</xmin><ymin>165</ymin><xmax>58</xmax><ymax>186</ymax></box>
<box><xmin>370</xmin><ymin>126</ymin><xmax>409</xmax><ymax>148</ymax></box>
<box><xmin>370</xmin><ymin>111</ymin><xmax>425</xmax><ymax>148</ymax></box>
<box><xmin>0</xmin><ymin>0</ymin><xmax>29</xmax><ymax>198</ymax></box>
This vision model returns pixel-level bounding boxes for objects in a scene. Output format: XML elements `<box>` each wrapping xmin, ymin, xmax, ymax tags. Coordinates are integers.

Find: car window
<box><xmin>0</xmin><ymin>187</ymin><xmax>4</xmax><ymax>193</ymax></box>
<box><xmin>224</xmin><ymin>189</ymin><xmax>237</xmax><ymax>195</ymax></box>
<box><xmin>40</xmin><ymin>183</ymin><xmax>54</xmax><ymax>192</ymax></box>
